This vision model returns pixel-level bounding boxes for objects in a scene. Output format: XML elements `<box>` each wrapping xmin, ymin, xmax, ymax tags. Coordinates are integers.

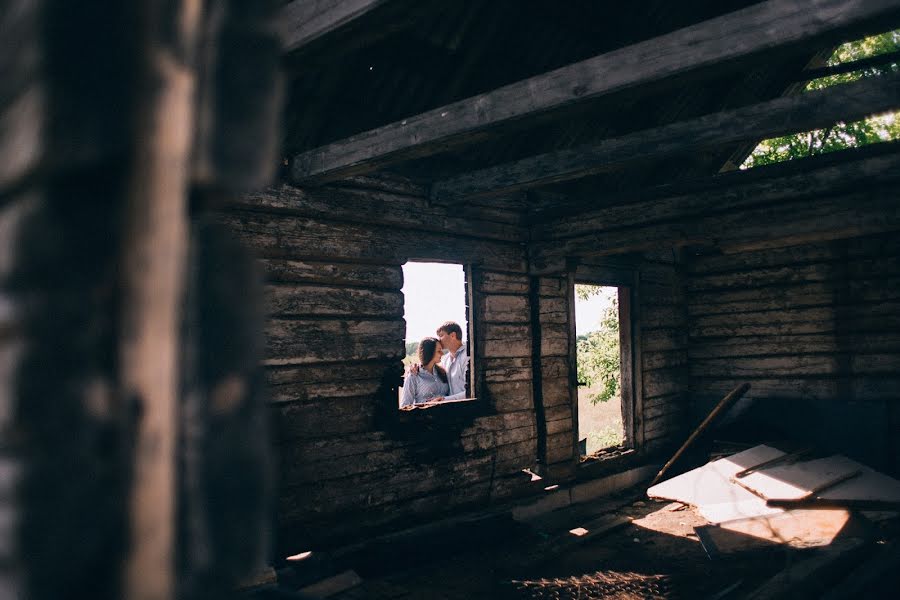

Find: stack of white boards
<box><xmin>647</xmin><ymin>445</ymin><xmax>900</xmax><ymax>556</ymax></box>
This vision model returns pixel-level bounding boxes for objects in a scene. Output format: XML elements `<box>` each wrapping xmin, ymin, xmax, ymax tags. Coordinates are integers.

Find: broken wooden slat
<box><xmin>735</xmin><ymin>456</ymin><xmax>864</xmax><ymax>501</ymax></box>
<box><xmin>649</xmin><ymin>383</ymin><xmax>750</xmax><ymax>486</ymax></box>
<box><xmin>432</xmin><ymin>74</ymin><xmax>900</xmax><ymax>202</ymax></box>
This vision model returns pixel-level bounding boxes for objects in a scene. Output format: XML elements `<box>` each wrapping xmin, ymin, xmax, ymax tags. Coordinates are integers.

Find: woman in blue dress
<box><xmin>399</xmin><ymin>337</ymin><xmax>450</xmax><ymax>408</ymax></box>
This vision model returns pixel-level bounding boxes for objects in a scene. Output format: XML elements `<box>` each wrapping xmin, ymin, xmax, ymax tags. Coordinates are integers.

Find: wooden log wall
<box><xmin>571</xmin><ymin>253</ymin><xmax>691</xmax><ymax>458</ymax></box>
<box><xmin>635</xmin><ymin>254</ymin><xmax>690</xmax><ymax>453</ymax></box>
<box><xmin>536</xmin><ymin>275</ymin><xmax>577</xmax><ymax>480</ymax></box>
<box><xmin>224</xmin><ymin>180</ymin><xmax>545</xmax><ymax>547</ymax></box>
<box><xmin>687</xmin><ymin>232</ymin><xmax>900</xmax><ymax>473</ymax></box>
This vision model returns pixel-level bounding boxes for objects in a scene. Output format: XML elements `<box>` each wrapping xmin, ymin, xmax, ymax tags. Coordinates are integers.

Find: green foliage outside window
<box><xmin>742</xmin><ymin>29</ymin><xmax>900</xmax><ymax>169</ymax></box>
<box><xmin>575</xmin><ymin>285</ymin><xmax>620</xmax><ymax>405</ymax></box>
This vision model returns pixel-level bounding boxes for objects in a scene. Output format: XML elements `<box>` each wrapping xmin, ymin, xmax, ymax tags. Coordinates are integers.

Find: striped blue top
<box><xmin>399</xmin><ymin>367</ymin><xmax>450</xmax><ymax>408</ymax></box>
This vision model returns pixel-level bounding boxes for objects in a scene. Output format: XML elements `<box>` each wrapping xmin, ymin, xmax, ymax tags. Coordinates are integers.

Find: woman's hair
<box><xmin>418</xmin><ymin>337</ymin><xmax>448</xmax><ymax>383</ymax></box>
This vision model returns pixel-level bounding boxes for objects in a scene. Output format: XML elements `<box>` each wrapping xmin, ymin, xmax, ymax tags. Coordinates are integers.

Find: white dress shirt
<box><xmin>440</xmin><ymin>345</ymin><xmax>468</xmax><ymax>401</ymax></box>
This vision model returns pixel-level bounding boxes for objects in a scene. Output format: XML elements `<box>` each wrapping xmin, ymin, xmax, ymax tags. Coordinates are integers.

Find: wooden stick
<box><xmin>734</xmin><ymin>447</ymin><xmax>812</xmax><ymax>479</ymax></box>
<box><xmin>649</xmin><ymin>383</ymin><xmax>750</xmax><ymax>487</ymax></box>
<box><xmin>798</xmin><ymin>470</ymin><xmax>863</xmax><ymax>501</ymax></box>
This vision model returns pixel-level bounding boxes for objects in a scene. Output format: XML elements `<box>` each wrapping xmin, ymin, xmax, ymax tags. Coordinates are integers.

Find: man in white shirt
<box><xmin>407</xmin><ymin>321</ymin><xmax>469</xmax><ymax>401</ymax></box>
<box><xmin>435</xmin><ymin>321</ymin><xmax>468</xmax><ymax>401</ymax></box>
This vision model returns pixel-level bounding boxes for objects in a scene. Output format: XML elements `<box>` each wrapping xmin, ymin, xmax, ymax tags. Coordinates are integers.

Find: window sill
<box><xmin>576</xmin><ymin>447</ymin><xmax>643</xmax><ymax>481</ymax></box>
<box><xmin>390</xmin><ymin>397</ymin><xmax>487</xmax><ymax>433</ymax></box>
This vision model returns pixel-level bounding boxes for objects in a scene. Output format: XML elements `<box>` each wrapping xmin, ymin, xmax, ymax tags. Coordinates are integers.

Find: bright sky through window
<box><xmin>575</xmin><ymin>286</ymin><xmax>617</xmax><ymax>336</ymax></box>
<box><xmin>401</xmin><ymin>262</ymin><xmax>468</xmax><ymax>343</ymax></box>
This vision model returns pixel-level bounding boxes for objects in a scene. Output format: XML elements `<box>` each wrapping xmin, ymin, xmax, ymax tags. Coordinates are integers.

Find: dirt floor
<box><xmin>289</xmin><ymin>484</ymin><xmax>899</xmax><ymax>600</ymax></box>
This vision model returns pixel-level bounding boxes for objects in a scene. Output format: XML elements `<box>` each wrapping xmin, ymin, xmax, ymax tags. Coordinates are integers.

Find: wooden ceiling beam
<box><xmin>281</xmin><ymin>0</ymin><xmax>390</xmax><ymax>53</ymax></box>
<box><xmin>289</xmin><ymin>0</ymin><xmax>900</xmax><ymax>184</ymax></box>
<box><xmin>431</xmin><ymin>73</ymin><xmax>900</xmax><ymax>202</ymax></box>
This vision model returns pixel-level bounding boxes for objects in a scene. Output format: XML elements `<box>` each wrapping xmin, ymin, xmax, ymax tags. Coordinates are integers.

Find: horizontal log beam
<box><xmin>280</xmin><ymin>0</ymin><xmax>389</xmax><ymax>53</ymax></box>
<box><xmin>231</xmin><ymin>182</ymin><xmax>526</xmax><ymax>243</ymax></box>
<box><xmin>796</xmin><ymin>48</ymin><xmax>900</xmax><ymax>82</ymax></box>
<box><xmin>535</xmin><ymin>143</ymin><xmax>900</xmax><ymax>242</ymax></box>
<box><xmin>431</xmin><ymin>74</ymin><xmax>900</xmax><ymax>201</ymax></box>
<box><xmin>290</xmin><ymin>0</ymin><xmax>900</xmax><ymax>183</ymax></box>
<box><xmin>530</xmin><ymin>185</ymin><xmax>900</xmax><ymax>272</ymax></box>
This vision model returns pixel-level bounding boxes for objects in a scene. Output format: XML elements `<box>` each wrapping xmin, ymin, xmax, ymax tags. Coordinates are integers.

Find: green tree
<box><xmin>575</xmin><ymin>285</ymin><xmax>620</xmax><ymax>404</ymax></box>
<box><xmin>742</xmin><ymin>29</ymin><xmax>900</xmax><ymax>169</ymax></box>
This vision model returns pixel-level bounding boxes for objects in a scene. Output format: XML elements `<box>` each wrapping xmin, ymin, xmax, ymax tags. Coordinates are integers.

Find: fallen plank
<box><xmin>744</xmin><ymin>537</ymin><xmax>871</xmax><ymax>600</ymax></box>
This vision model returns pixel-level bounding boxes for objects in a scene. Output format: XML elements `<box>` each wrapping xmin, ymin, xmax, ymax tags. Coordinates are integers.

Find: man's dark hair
<box><xmin>437</xmin><ymin>321</ymin><xmax>463</xmax><ymax>340</ymax></box>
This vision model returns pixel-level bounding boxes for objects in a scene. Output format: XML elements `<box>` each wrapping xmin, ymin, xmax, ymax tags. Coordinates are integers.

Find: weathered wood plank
<box><xmin>532</xmin><ymin>185</ymin><xmax>900</xmax><ymax>267</ymax></box>
<box><xmin>265</xmin><ymin>361</ymin><xmax>394</xmax><ymax>386</ymax></box>
<box><xmin>687</xmin><ymin>232</ymin><xmax>900</xmax><ymax>275</ymax></box>
<box><xmin>689</xmin><ymin>301</ymin><xmax>900</xmax><ymax>338</ymax></box>
<box><xmin>290</xmin><ymin>0</ymin><xmax>900</xmax><ymax>182</ymax></box>
<box><xmin>541</xmin><ymin>377</ymin><xmax>570</xmax><ymax>406</ymax></box>
<box><xmin>538</xmin><ymin>296</ymin><xmax>568</xmax><ymax>324</ymax></box>
<box><xmin>483</xmin><ymin>365</ymin><xmax>533</xmax><ymax>383</ymax></box>
<box><xmin>225</xmin><ymin>211</ymin><xmax>527</xmax><ymax>272</ymax></box>
<box><xmin>260</xmin><ymin>258</ymin><xmax>403</xmax><ymax>289</ymax></box>
<box><xmin>232</xmin><ymin>183</ymin><xmax>526</xmax><ymax>242</ymax></box>
<box><xmin>688</xmin><ymin>257</ymin><xmax>900</xmax><ymax>292</ymax></box>
<box><xmin>274</xmin><ymin>396</ymin><xmax>376</xmax><ymax>441</ymax></box>
<box><xmin>281</xmin><ymin>0</ymin><xmax>389</xmax><ymax>52</ymax></box>
<box><xmin>643</xmin><ymin>368</ymin><xmax>688</xmax><ymax>399</ymax></box>
<box><xmin>641</xmin><ymin>305</ymin><xmax>686</xmax><ymax>329</ymax></box>
<box><xmin>688</xmin><ymin>278</ymin><xmax>900</xmax><ymax>316</ymax></box>
<box><xmin>643</xmin><ymin>350</ymin><xmax>689</xmax><ymax>371</ymax></box>
<box><xmin>642</xmin><ymin>329</ymin><xmax>688</xmax><ymax>352</ymax></box>
<box><xmin>269</xmin><ymin>379</ymin><xmax>385</xmax><ymax>404</ymax></box>
<box><xmin>644</xmin><ymin>412</ymin><xmax>684</xmax><ymax>439</ymax></box>
<box><xmin>535</xmin><ymin>149</ymin><xmax>900</xmax><ymax>243</ymax></box>
<box><xmin>265</xmin><ymin>284</ymin><xmax>403</xmax><ymax>318</ymax></box>
<box><xmin>264</xmin><ymin>318</ymin><xmax>405</xmax><ymax>365</ymax></box>
<box><xmin>279</xmin><ymin>453</ymin><xmax>498</xmax><ymax>519</ymax></box>
<box><xmin>545</xmin><ymin>403</ymin><xmax>573</xmax><ymax>424</ymax></box>
<box><xmin>690</xmin><ymin>354</ymin><xmax>900</xmax><ymax>378</ymax></box>
<box><xmin>540</xmin><ymin>322</ymin><xmax>569</xmax><ymax>357</ymax></box>
<box><xmin>474</xmin><ymin>271</ymin><xmax>530</xmax><ymax>295</ymax></box>
<box><xmin>538</xmin><ymin>277</ymin><xmax>567</xmax><ymax>295</ymax></box>
<box><xmin>432</xmin><ymin>74</ymin><xmax>900</xmax><ymax>201</ymax></box>
<box><xmin>687</xmin><ymin>332</ymin><xmax>900</xmax><ymax>359</ymax></box>
<box><xmin>546</xmin><ymin>431</ymin><xmax>575</xmax><ymax>464</ymax></box>
<box><xmin>689</xmin><ymin>377</ymin><xmax>900</xmax><ymax>401</ymax></box>
<box><xmin>541</xmin><ymin>356</ymin><xmax>570</xmax><ymax>380</ymax></box>
<box><xmin>479</xmin><ymin>294</ymin><xmax>530</xmax><ymax>323</ymax></box>
<box><xmin>486</xmin><ymin>380</ymin><xmax>534</xmax><ymax>412</ymax></box>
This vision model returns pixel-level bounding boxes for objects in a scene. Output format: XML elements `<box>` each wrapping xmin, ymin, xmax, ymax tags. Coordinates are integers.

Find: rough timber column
<box><xmin>121</xmin><ymin>2</ymin><xmax>200</xmax><ymax>599</ymax></box>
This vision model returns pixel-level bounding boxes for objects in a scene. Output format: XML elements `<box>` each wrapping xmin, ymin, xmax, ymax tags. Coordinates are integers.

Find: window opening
<box><xmin>399</xmin><ymin>261</ymin><xmax>470</xmax><ymax>409</ymax></box>
<box><xmin>741</xmin><ymin>29</ymin><xmax>900</xmax><ymax>170</ymax></box>
<box><xmin>575</xmin><ymin>284</ymin><xmax>625</xmax><ymax>455</ymax></box>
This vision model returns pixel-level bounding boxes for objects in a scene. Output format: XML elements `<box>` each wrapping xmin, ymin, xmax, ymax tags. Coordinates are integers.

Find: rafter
<box><xmin>290</xmin><ymin>0</ymin><xmax>900</xmax><ymax>184</ymax></box>
<box><xmin>431</xmin><ymin>73</ymin><xmax>900</xmax><ymax>202</ymax></box>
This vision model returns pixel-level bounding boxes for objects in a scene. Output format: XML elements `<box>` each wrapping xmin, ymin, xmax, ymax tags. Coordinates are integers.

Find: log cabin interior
<box><xmin>3</xmin><ymin>0</ymin><xmax>900</xmax><ymax>598</ymax></box>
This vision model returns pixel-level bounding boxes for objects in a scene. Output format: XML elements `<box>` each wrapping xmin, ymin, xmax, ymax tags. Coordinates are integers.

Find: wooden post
<box><xmin>120</xmin><ymin>2</ymin><xmax>200</xmax><ymax>599</ymax></box>
<box><xmin>649</xmin><ymin>383</ymin><xmax>750</xmax><ymax>487</ymax></box>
